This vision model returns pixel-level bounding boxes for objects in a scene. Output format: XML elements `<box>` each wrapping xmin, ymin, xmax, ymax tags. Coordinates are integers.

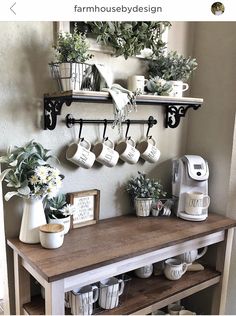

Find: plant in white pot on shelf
<box><xmin>46</xmin><ymin>194</ymin><xmax>76</xmax><ymax>235</ymax></box>
<box><xmin>0</xmin><ymin>140</ymin><xmax>64</xmax><ymax>244</ymax></box>
<box><xmin>50</xmin><ymin>29</ymin><xmax>94</xmax><ymax>92</ymax></box>
<box><xmin>148</xmin><ymin>51</ymin><xmax>198</xmax><ymax>97</ymax></box>
<box><xmin>126</xmin><ymin>172</ymin><xmax>166</xmax><ymax>217</ymax></box>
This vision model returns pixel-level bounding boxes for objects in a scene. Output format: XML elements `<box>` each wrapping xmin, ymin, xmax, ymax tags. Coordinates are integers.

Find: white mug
<box><xmin>115</xmin><ymin>137</ymin><xmax>140</xmax><ymax>164</ymax></box>
<box><xmin>70</xmin><ymin>285</ymin><xmax>99</xmax><ymax>315</ymax></box>
<box><xmin>176</xmin><ymin>247</ymin><xmax>208</xmax><ymax>264</ymax></box>
<box><xmin>185</xmin><ymin>191</ymin><xmax>210</xmax><ymax>215</ymax></box>
<box><xmin>136</xmin><ymin>137</ymin><xmax>161</xmax><ymax>163</ymax></box>
<box><xmin>168</xmin><ymin>81</ymin><xmax>189</xmax><ymax>98</ymax></box>
<box><xmin>99</xmin><ymin>277</ymin><xmax>125</xmax><ymax>310</ymax></box>
<box><xmin>134</xmin><ymin>264</ymin><xmax>153</xmax><ymax>278</ymax></box>
<box><xmin>66</xmin><ymin>139</ymin><xmax>96</xmax><ymax>169</ymax></box>
<box><xmin>164</xmin><ymin>258</ymin><xmax>188</xmax><ymax>281</ymax></box>
<box><xmin>92</xmin><ymin>138</ymin><xmax>119</xmax><ymax>167</ymax></box>
<box><xmin>127</xmin><ymin>75</ymin><xmax>145</xmax><ymax>94</ymax></box>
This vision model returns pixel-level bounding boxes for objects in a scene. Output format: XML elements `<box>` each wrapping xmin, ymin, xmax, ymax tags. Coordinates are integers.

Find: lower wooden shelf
<box><xmin>23</xmin><ymin>268</ymin><xmax>221</xmax><ymax>315</ymax></box>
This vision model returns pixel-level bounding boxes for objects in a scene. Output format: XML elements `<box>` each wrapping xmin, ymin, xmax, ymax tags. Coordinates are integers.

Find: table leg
<box><xmin>13</xmin><ymin>251</ymin><xmax>31</xmax><ymax>314</ymax></box>
<box><xmin>45</xmin><ymin>279</ymin><xmax>65</xmax><ymax>315</ymax></box>
<box><xmin>211</xmin><ymin>227</ymin><xmax>234</xmax><ymax>314</ymax></box>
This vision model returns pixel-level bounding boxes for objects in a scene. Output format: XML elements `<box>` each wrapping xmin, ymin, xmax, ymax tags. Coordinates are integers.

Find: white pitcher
<box><xmin>176</xmin><ymin>246</ymin><xmax>208</xmax><ymax>264</ymax></box>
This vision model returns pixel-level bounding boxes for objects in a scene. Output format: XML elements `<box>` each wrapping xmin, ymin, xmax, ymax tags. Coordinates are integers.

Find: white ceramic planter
<box><xmin>39</xmin><ymin>224</ymin><xmax>64</xmax><ymax>249</ymax></box>
<box><xmin>48</xmin><ymin>216</ymin><xmax>71</xmax><ymax>234</ymax></box>
<box><xmin>134</xmin><ymin>197</ymin><xmax>153</xmax><ymax>217</ymax></box>
<box><xmin>168</xmin><ymin>81</ymin><xmax>189</xmax><ymax>98</ymax></box>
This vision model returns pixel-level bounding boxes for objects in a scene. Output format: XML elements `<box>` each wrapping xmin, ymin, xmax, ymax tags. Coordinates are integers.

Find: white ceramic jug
<box><xmin>176</xmin><ymin>246</ymin><xmax>208</xmax><ymax>264</ymax></box>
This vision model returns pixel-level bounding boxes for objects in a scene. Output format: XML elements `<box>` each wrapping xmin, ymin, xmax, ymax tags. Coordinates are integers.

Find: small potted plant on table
<box><xmin>46</xmin><ymin>194</ymin><xmax>76</xmax><ymax>234</ymax></box>
<box><xmin>126</xmin><ymin>172</ymin><xmax>166</xmax><ymax>217</ymax></box>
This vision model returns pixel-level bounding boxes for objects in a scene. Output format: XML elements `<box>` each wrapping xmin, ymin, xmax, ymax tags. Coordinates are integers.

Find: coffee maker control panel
<box><xmin>184</xmin><ymin>155</ymin><xmax>209</xmax><ymax>181</ymax></box>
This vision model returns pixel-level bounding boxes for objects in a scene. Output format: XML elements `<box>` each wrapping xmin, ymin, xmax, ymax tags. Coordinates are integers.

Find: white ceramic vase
<box><xmin>134</xmin><ymin>197</ymin><xmax>153</xmax><ymax>217</ymax></box>
<box><xmin>48</xmin><ymin>216</ymin><xmax>71</xmax><ymax>235</ymax></box>
<box><xmin>19</xmin><ymin>198</ymin><xmax>47</xmax><ymax>244</ymax></box>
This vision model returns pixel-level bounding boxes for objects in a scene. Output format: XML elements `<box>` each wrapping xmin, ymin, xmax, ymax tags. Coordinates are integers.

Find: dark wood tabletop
<box><xmin>7</xmin><ymin>213</ymin><xmax>236</xmax><ymax>282</ymax></box>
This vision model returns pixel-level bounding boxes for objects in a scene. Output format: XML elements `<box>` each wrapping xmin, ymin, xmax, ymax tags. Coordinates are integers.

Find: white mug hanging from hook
<box><xmin>136</xmin><ymin>117</ymin><xmax>161</xmax><ymax>163</ymax></box>
<box><xmin>92</xmin><ymin>119</ymin><xmax>119</xmax><ymax>167</ymax></box>
<box><xmin>66</xmin><ymin>119</ymin><xmax>96</xmax><ymax>169</ymax></box>
<box><xmin>115</xmin><ymin>119</ymin><xmax>140</xmax><ymax>164</ymax></box>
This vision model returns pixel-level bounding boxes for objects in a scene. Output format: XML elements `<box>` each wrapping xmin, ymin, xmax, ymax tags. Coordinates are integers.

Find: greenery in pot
<box><xmin>145</xmin><ymin>76</ymin><xmax>173</xmax><ymax>96</ymax></box>
<box><xmin>126</xmin><ymin>172</ymin><xmax>167</xmax><ymax>200</ymax></box>
<box><xmin>0</xmin><ymin>140</ymin><xmax>63</xmax><ymax>201</ymax></box>
<box><xmin>86</xmin><ymin>22</ymin><xmax>171</xmax><ymax>59</ymax></box>
<box><xmin>46</xmin><ymin>194</ymin><xmax>76</xmax><ymax>219</ymax></box>
<box><xmin>53</xmin><ymin>30</ymin><xmax>93</xmax><ymax>63</ymax></box>
<box><xmin>148</xmin><ymin>51</ymin><xmax>198</xmax><ymax>81</ymax></box>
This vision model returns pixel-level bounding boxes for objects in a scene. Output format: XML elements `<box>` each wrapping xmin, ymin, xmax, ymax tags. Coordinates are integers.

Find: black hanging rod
<box><xmin>65</xmin><ymin>114</ymin><xmax>157</xmax><ymax>128</ymax></box>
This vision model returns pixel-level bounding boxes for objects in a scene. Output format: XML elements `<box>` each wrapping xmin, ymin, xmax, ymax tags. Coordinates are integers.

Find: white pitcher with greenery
<box><xmin>126</xmin><ymin>172</ymin><xmax>166</xmax><ymax>217</ymax></box>
<box><xmin>0</xmin><ymin>140</ymin><xmax>64</xmax><ymax>243</ymax></box>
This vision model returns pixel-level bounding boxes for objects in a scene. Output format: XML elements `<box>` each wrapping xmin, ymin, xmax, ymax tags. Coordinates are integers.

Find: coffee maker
<box><xmin>172</xmin><ymin>155</ymin><xmax>209</xmax><ymax>221</ymax></box>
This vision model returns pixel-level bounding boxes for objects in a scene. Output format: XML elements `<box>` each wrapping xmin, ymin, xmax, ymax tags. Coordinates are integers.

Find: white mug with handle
<box><xmin>92</xmin><ymin>138</ymin><xmax>119</xmax><ymax>167</ymax></box>
<box><xmin>136</xmin><ymin>137</ymin><xmax>161</xmax><ymax>163</ymax></box>
<box><xmin>66</xmin><ymin>138</ymin><xmax>96</xmax><ymax>169</ymax></box>
<box><xmin>99</xmin><ymin>277</ymin><xmax>125</xmax><ymax>310</ymax></box>
<box><xmin>168</xmin><ymin>81</ymin><xmax>189</xmax><ymax>97</ymax></box>
<box><xmin>115</xmin><ymin>137</ymin><xmax>140</xmax><ymax>164</ymax></box>
<box><xmin>71</xmin><ymin>285</ymin><xmax>99</xmax><ymax>315</ymax></box>
<box><xmin>185</xmin><ymin>191</ymin><xmax>210</xmax><ymax>215</ymax></box>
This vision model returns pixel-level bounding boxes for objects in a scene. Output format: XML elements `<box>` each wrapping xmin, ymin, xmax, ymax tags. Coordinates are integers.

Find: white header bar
<box><xmin>1</xmin><ymin>0</ymin><xmax>235</xmax><ymax>21</ymax></box>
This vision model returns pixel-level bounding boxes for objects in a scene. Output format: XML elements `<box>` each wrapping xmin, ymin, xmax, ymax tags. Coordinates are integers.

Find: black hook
<box><xmin>103</xmin><ymin>119</ymin><xmax>108</xmax><ymax>141</ymax></box>
<box><xmin>125</xmin><ymin>119</ymin><xmax>131</xmax><ymax>139</ymax></box>
<box><xmin>79</xmin><ymin>119</ymin><xmax>84</xmax><ymax>140</ymax></box>
<box><xmin>146</xmin><ymin>116</ymin><xmax>155</xmax><ymax>139</ymax></box>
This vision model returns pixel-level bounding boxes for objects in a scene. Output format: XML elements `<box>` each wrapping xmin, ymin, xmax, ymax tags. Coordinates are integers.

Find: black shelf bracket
<box><xmin>44</xmin><ymin>97</ymin><xmax>72</xmax><ymax>130</ymax></box>
<box><xmin>165</xmin><ymin>104</ymin><xmax>201</xmax><ymax>128</ymax></box>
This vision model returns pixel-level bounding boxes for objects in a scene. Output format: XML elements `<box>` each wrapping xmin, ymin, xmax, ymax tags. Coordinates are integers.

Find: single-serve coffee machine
<box><xmin>172</xmin><ymin>155</ymin><xmax>209</xmax><ymax>221</ymax></box>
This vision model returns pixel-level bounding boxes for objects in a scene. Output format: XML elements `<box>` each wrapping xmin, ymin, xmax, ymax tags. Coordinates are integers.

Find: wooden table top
<box><xmin>7</xmin><ymin>213</ymin><xmax>236</xmax><ymax>282</ymax></box>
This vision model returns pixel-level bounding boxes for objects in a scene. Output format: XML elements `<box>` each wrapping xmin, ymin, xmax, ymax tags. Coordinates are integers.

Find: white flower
<box><xmin>35</xmin><ymin>166</ymin><xmax>49</xmax><ymax>183</ymax></box>
<box><xmin>50</xmin><ymin>168</ymin><xmax>60</xmax><ymax>177</ymax></box>
<box><xmin>29</xmin><ymin>175</ymin><xmax>39</xmax><ymax>185</ymax></box>
<box><xmin>61</xmin><ymin>204</ymin><xmax>76</xmax><ymax>217</ymax></box>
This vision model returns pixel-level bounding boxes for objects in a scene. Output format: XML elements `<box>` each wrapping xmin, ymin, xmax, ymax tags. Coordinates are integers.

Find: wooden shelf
<box><xmin>43</xmin><ymin>91</ymin><xmax>203</xmax><ymax>130</ymax></box>
<box><xmin>23</xmin><ymin>269</ymin><xmax>220</xmax><ymax>315</ymax></box>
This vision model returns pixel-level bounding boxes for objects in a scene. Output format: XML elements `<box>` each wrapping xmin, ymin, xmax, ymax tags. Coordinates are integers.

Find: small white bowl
<box><xmin>40</xmin><ymin>224</ymin><xmax>64</xmax><ymax>249</ymax></box>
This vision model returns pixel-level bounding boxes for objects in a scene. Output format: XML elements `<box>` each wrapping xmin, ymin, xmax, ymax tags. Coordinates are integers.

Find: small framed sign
<box><xmin>68</xmin><ymin>189</ymin><xmax>100</xmax><ymax>228</ymax></box>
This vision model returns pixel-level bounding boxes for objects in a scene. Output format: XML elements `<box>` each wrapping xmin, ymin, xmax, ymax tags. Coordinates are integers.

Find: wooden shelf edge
<box><xmin>44</xmin><ymin>90</ymin><xmax>204</xmax><ymax>105</ymax></box>
<box><xmin>23</xmin><ymin>269</ymin><xmax>220</xmax><ymax>316</ymax></box>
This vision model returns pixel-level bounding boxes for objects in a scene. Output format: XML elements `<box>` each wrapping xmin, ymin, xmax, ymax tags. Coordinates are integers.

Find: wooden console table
<box><xmin>7</xmin><ymin>213</ymin><xmax>236</xmax><ymax>315</ymax></box>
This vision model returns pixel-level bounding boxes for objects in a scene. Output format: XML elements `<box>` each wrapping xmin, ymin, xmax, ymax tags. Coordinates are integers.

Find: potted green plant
<box><xmin>87</xmin><ymin>22</ymin><xmax>171</xmax><ymax>59</ymax></box>
<box><xmin>126</xmin><ymin>172</ymin><xmax>166</xmax><ymax>217</ymax></box>
<box><xmin>50</xmin><ymin>29</ymin><xmax>94</xmax><ymax>92</ymax></box>
<box><xmin>46</xmin><ymin>194</ymin><xmax>76</xmax><ymax>234</ymax></box>
<box><xmin>148</xmin><ymin>51</ymin><xmax>198</xmax><ymax>97</ymax></box>
<box><xmin>145</xmin><ymin>76</ymin><xmax>173</xmax><ymax>96</ymax></box>
<box><xmin>0</xmin><ymin>140</ymin><xmax>64</xmax><ymax>243</ymax></box>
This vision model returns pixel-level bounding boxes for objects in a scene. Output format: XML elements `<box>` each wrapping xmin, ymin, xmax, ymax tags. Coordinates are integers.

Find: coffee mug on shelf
<box><xmin>92</xmin><ymin>138</ymin><xmax>119</xmax><ymax>167</ymax></box>
<box><xmin>70</xmin><ymin>285</ymin><xmax>99</xmax><ymax>315</ymax></box>
<box><xmin>176</xmin><ymin>246</ymin><xmax>208</xmax><ymax>264</ymax></box>
<box><xmin>134</xmin><ymin>264</ymin><xmax>153</xmax><ymax>278</ymax></box>
<box><xmin>164</xmin><ymin>258</ymin><xmax>188</xmax><ymax>281</ymax></box>
<box><xmin>66</xmin><ymin>138</ymin><xmax>96</xmax><ymax>169</ymax></box>
<box><xmin>168</xmin><ymin>81</ymin><xmax>189</xmax><ymax>98</ymax></box>
<box><xmin>99</xmin><ymin>277</ymin><xmax>125</xmax><ymax>310</ymax></box>
<box><xmin>115</xmin><ymin>137</ymin><xmax>140</xmax><ymax>164</ymax></box>
<box><xmin>185</xmin><ymin>191</ymin><xmax>210</xmax><ymax>215</ymax></box>
<box><xmin>136</xmin><ymin>137</ymin><xmax>161</xmax><ymax>163</ymax></box>
<box><xmin>127</xmin><ymin>75</ymin><xmax>145</xmax><ymax>94</ymax></box>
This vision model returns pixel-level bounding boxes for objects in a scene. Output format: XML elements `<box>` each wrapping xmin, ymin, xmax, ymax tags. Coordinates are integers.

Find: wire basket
<box><xmin>49</xmin><ymin>62</ymin><xmax>101</xmax><ymax>92</ymax></box>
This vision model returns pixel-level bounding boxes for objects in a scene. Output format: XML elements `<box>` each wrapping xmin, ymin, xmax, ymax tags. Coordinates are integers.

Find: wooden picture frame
<box><xmin>68</xmin><ymin>189</ymin><xmax>100</xmax><ymax>228</ymax></box>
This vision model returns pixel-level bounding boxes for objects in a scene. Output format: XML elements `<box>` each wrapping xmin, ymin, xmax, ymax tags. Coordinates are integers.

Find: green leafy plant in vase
<box><xmin>126</xmin><ymin>171</ymin><xmax>166</xmax><ymax>217</ymax></box>
<box><xmin>50</xmin><ymin>28</ymin><xmax>95</xmax><ymax>92</ymax></box>
<box><xmin>46</xmin><ymin>194</ymin><xmax>76</xmax><ymax>234</ymax></box>
<box><xmin>148</xmin><ymin>51</ymin><xmax>198</xmax><ymax>97</ymax></box>
<box><xmin>0</xmin><ymin>140</ymin><xmax>64</xmax><ymax>243</ymax></box>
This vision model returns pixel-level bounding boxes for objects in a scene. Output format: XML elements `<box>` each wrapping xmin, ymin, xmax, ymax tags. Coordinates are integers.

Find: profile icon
<box><xmin>211</xmin><ymin>2</ymin><xmax>225</xmax><ymax>15</ymax></box>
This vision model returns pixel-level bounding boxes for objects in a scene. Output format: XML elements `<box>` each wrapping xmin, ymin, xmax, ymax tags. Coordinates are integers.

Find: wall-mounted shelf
<box><xmin>44</xmin><ymin>91</ymin><xmax>203</xmax><ymax>130</ymax></box>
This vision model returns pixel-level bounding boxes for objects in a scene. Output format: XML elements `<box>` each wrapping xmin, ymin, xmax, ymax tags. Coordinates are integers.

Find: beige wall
<box><xmin>0</xmin><ymin>22</ymin><xmax>191</xmax><ymax>312</ymax></box>
<box><xmin>187</xmin><ymin>22</ymin><xmax>236</xmax><ymax>314</ymax></box>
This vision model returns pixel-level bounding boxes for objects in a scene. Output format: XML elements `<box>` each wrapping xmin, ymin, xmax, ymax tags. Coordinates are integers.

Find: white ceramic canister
<box><xmin>39</xmin><ymin>224</ymin><xmax>64</xmax><ymax>249</ymax></box>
